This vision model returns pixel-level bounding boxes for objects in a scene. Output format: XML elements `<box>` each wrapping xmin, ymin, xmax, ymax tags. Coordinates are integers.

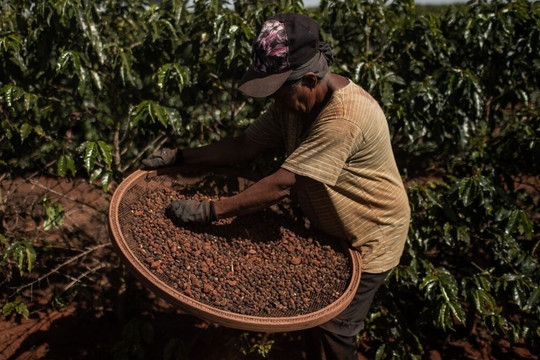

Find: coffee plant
<box><xmin>1</xmin><ymin>0</ymin><xmax>538</xmax><ymax>358</ymax></box>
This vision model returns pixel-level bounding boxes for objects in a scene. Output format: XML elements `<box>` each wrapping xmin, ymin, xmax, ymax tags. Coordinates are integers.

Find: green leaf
<box><xmin>0</xmin><ymin>34</ymin><xmax>22</xmax><ymax>53</ymax></box>
<box><xmin>2</xmin><ymin>299</ymin><xmax>29</xmax><ymax>319</ymax></box>
<box><xmin>89</xmin><ymin>167</ymin><xmax>103</xmax><ymax>184</ymax></box>
<box><xmin>458</xmin><ymin>178</ymin><xmax>475</xmax><ymax>207</ymax></box>
<box><xmin>129</xmin><ymin>100</ymin><xmax>178</xmax><ymax>130</ymax></box>
<box><xmin>50</xmin><ymin>296</ymin><xmax>67</xmax><ymax>308</ymax></box>
<box><xmin>76</xmin><ymin>6</ymin><xmax>105</xmax><ymax>65</ymax></box>
<box><xmin>2</xmin><ymin>239</ymin><xmax>37</xmax><ymax>274</ymax></box>
<box><xmin>119</xmin><ymin>48</ymin><xmax>137</xmax><ymax>86</ymax></box>
<box><xmin>157</xmin><ymin>64</ymin><xmax>170</xmax><ymax>90</ymax></box>
<box><xmin>419</xmin><ymin>274</ymin><xmax>439</xmax><ymax>297</ymax></box>
<box><xmin>156</xmin><ymin>63</ymin><xmax>190</xmax><ymax>91</ymax></box>
<box><xmin>100</xmin><ymin>171</ymin><xmax>112</xmax><ymax>192</ymax></box>
<box><xmin>83</xmin><ymin>141</ymin><xmax>97</xmax><ymax>171</ymax></box>
<box><xmin>56</xmin><ymin>51</ymin><xmax>72</xmax><ymax>73</ymax></box>
<box><xmin>504</xmin><ymin>210</ymin><xmax>533</xmax><ymax>238</ymax></box>
<box><xmin>375</xmin><ymin>343</ymin><xmax>387</xmax><ymax>360</ymax></box>
<box><xmin>43</xmin><ymin>202</ymin><xmax>65</xmax><ymax>230</ymax></box>
<box><xmin>0</xmin><ymin>84</ymin><xmax>22</xmax><ymax>107</ymax></box>
<box><xmin>56</xmin><ymin>50</ymin><xmax>89</xmax><ymax>94</ymax></box>
<box><xmin>2</xmin><ymin>302</ymin><xmax>15</xmax><ymax>317</ymax></box>
<box><xmin>24</xmin><ymin>246</ymin><xmax>37</xmax><ymax>272</ymax></box>
<box><xmin>437</xmin><ymin>302</ymin><xmax>449</xmax><ymax>328</ymax></box>
<box><xmin>447</xmin><ymin>300</ymin><xmax>466</xmax><ymax>325</ymax></box>
<box><xmin>19</xmin><ymin>122</ymin><xmax>32</xmax><ymax>142</ymax></box>
<box><xmin>23</xmin><ymin>92</ymin><xmax>38</xmax><ymax>111</ymax></box>
<box><xmin>57</xmin><ymin>154</ymin><xmax>76</xmax><ymax>177</ymax></box>
<box><xmin>97</xmin><ymin>141</ymin><xmax>112</xmax><ymax>168</ymax></box>
<box><xmin>152</xmin><ymin>103</ymin><xmax>169</xmax><ymax>127</ymax></box>
<box><xmin>525</xmin><ymin>287</ymin><xmax>540</xmax><ymax>312</ymax></box>
<box><xmin>129</xmin><ymin>101</ymin><xmax>150</xmax><ymax>128</ymax></box>
<box><xmin>91</xmin><ymin>70</ymin><xmax>102</xmax><ymax>90</ymax></box>
<box><xmin>472</xmin><ymin>289</ymin><xmax>498</xmax><ymax>316</ymax></box>
<box><xmin>33</xmin><ymin>124</ymin><xmax>45</xmax><ymax>137</ymax></box>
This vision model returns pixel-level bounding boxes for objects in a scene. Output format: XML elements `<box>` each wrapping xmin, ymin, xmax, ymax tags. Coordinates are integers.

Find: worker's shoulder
<box><xmin>337</xmin><ymin>81</ymin><xmax>379</xmax><ymax>105</ymax></box>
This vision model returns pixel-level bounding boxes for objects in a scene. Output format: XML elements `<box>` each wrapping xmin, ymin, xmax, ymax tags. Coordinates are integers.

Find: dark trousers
<box><xmin>305</xmin><ymin>271</ymin><xmax>390</xmax><ymax>360</ymax></box>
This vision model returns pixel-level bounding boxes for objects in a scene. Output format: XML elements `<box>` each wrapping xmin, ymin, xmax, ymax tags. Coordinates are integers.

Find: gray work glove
<box><xmin>142</xmin><ymin>148</ymin><xmax>184</xmax><ymax>169</ymax></box>
<box><xmin>166</xmin><ymin>200</ymin><xmax>217</xmax><ymax>225</ymax></box>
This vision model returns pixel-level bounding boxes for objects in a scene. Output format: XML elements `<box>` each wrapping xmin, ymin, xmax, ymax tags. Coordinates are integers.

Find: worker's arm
<box><xmin>166</xmin><ymin>168</ymin><xmax>297</xmax><ymax>224</ymax></box>
<box><xmin>142</xmin><ymin>133</ymin><xmax>267</xmax><ymax>168</ymax></box>
<box><xmin>214</xmin><ymin>167</ymin><xmax>296</xmax><ymax>218</ymax></box>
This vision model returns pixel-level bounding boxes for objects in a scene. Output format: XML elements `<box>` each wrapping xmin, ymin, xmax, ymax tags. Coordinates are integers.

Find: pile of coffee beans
<box><xmin>128</xmin><ymin>187</ymin><xmax>351</xmax><ymax>317</ymax></box>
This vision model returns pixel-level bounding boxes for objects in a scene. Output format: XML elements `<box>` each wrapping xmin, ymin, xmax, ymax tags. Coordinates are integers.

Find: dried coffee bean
<box><xmin>127</xmin><ymin>187</ymin><xmax>351</xmax><ymax>317</ymax></box>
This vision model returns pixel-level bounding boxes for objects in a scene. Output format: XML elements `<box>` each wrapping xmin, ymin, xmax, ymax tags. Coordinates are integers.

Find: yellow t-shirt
<box><xmin>245</xmin><ymin>81</ymin><xmax>410</xmax><ymax>273</ymax></box>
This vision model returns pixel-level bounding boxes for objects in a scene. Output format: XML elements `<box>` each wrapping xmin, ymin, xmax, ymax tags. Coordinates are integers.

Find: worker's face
<box><xmin>272</xmin><ymin>76</ymin><xmax>316</xmax><ymax>114</ymax></box>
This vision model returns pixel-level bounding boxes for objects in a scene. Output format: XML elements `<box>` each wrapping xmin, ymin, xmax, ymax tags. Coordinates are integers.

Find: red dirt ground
<box><xmin>1</xmin><ymin>175</ymin><xmax>538</xmax><ymax>360</ymax></box>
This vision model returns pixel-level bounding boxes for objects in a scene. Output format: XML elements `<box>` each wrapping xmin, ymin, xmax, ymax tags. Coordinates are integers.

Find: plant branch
<box><xmin>11</xmin><ymin>243</ymin><xmax>109</xmax><ymax>296</ymax></box>
<box><xmin>27</xmin><ymin>179</ymin><xmax>106</xmax><ymax>213</ymax></box>
<box><xmin>62</xmin><ymin>263</ymin><xmax>106</xmax><ymax>293</ymax></box>
<box><xmin>120</xmin><ymin>133</ymin><xmax>168</xmax><ymax>173</ymax></box>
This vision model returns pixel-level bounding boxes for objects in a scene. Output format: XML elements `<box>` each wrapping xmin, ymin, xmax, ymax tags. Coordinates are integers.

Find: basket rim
<box><xmin>108</xmin><ymin>168</ymin><xmax>362</xmax><ymax>332</ymax></box>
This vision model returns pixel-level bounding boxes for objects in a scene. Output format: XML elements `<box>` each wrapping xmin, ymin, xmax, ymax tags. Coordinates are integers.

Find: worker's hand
<box><xmin>165</xmin><ymin>200</ymin><xmax>217</xmax><ymax>225</ymax></box>
<box><xmin>142</xmin><ymin>148</ymin><xmax>183</xmax><ymax>169</ymax></box>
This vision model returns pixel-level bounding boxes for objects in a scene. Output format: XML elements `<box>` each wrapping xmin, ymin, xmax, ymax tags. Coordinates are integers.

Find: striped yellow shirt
<box><xmin>245</xmin><ymin>81</ymin><xmax>410</xmax><ymax>273</ymax></box>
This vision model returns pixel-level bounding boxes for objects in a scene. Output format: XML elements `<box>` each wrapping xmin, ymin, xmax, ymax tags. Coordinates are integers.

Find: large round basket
<box><xmin>108</xmin><ymin>167</ymin><xmax>362</xmax><ymax>333</ymax></box>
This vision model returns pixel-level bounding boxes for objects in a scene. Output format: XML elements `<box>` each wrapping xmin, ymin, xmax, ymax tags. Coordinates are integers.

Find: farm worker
<box><xmin>143</xmin><ymin>13</ymin><xmax>410</xmax><ymax>360</ymax></box>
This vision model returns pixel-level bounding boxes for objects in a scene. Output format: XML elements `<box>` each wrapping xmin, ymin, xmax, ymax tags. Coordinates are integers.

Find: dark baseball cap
<box><xmin>238</xmin><ymin>13</ymin><xmax>320</xmax><ymax>98</ymax></box>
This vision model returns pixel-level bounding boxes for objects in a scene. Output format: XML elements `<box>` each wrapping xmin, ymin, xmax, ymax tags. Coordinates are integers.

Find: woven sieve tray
<box><xmin>108</xmin><ymin>167</ymin><xmax>362</xmax><ymax>332</ymax></box>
